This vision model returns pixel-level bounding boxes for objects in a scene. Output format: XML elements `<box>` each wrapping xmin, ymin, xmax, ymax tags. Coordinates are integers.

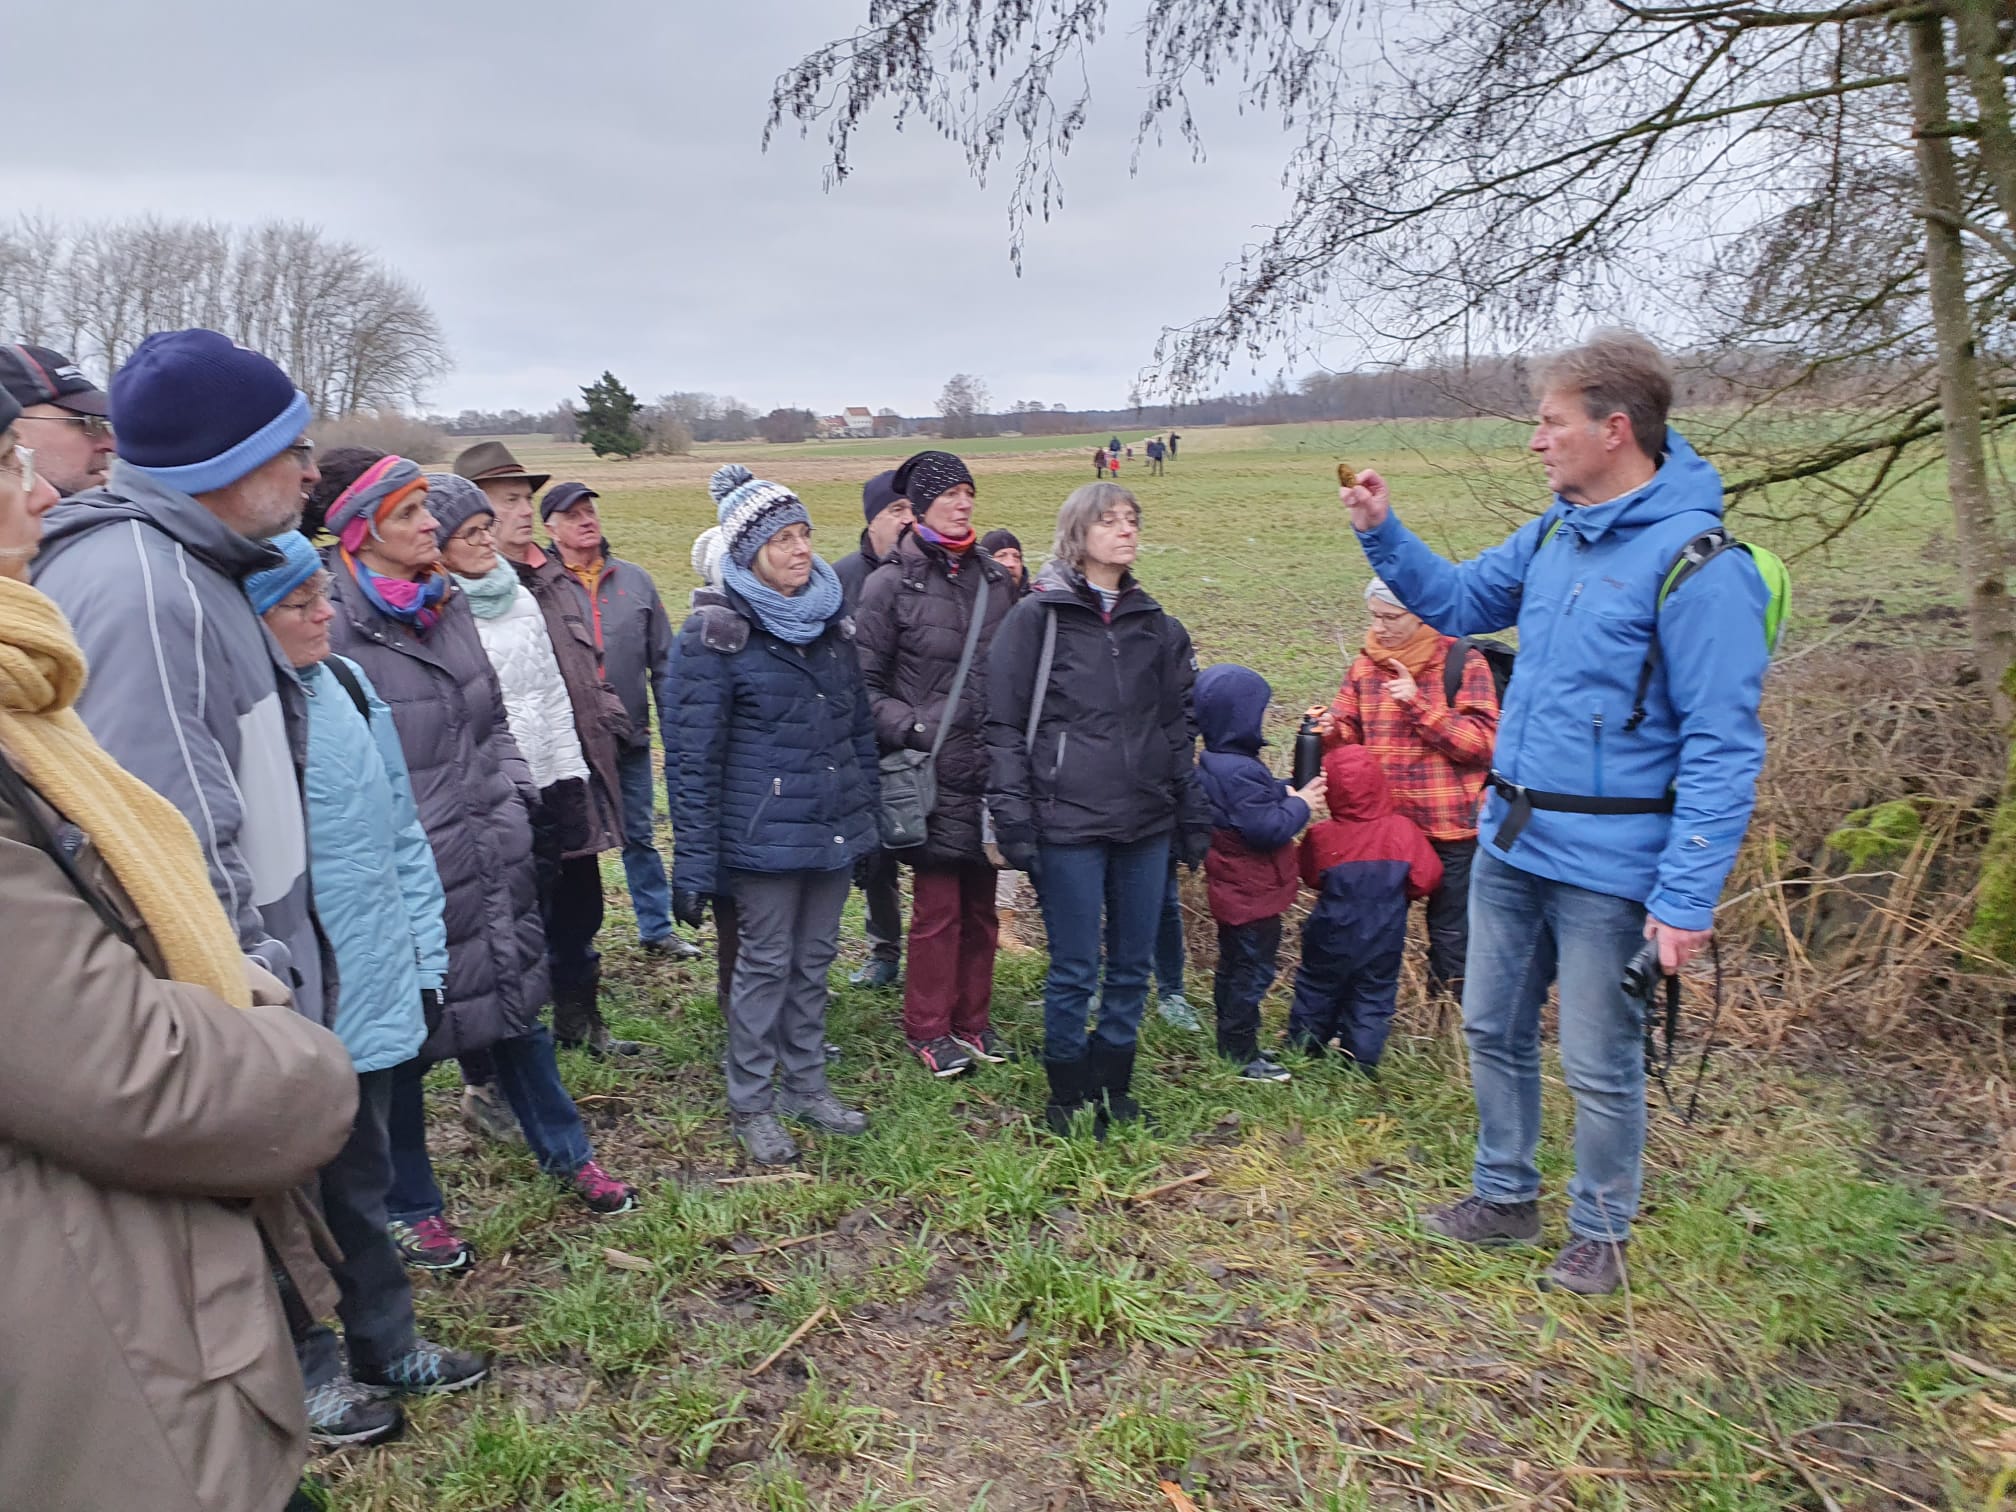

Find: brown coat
<box><xmin>520</xmin><ymin>550</ymin><xmax>628</xmax><ymax>858</ymax></box>
<box><xmin>0</xmin><ymin>774</ymin><xmax>357</xmax><ymax>1512</ymax></box>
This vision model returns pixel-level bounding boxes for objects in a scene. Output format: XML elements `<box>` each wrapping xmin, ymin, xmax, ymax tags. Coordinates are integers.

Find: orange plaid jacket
<box><xmin>1323</xmin><ymin>636</ymin><xmax>1500</xmax><ymax>842</ymax></box>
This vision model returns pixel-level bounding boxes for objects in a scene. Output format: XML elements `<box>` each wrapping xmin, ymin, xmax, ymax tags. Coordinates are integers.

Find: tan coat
<box><xmin>0</xmin><ymin>777</ymin><xmax>357</xmax><ymax>1512</ymax></box>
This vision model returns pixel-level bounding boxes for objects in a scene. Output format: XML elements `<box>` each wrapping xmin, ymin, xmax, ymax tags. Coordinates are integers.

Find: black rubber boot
<box><xmin>1087</xmin><ymin>1040</ymin><xmax>1150</xmax><ymax>1129</ymax></box>
<box><xmin>553</xmin><ymin>980</ymin><xmax>641</xmax><ymax>1057</ymax></box>
<box><xmin>1043</xmin><ymin>1056</ymin><xmax>1092</xmax><ymax>1136</ymax></box>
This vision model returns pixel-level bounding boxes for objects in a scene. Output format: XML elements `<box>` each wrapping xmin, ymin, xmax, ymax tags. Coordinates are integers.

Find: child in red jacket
<box><xmin>1287</xmin><ymin>744</ymin><xmax>1442</xmax><ymax>1072</ymax></box>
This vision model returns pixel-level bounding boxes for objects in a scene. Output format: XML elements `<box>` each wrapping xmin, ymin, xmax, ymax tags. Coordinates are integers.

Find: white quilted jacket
<box><xmin>474</xmin><ymin>585</ymin><xmax>589</xmax><ymax>790</ymax></box>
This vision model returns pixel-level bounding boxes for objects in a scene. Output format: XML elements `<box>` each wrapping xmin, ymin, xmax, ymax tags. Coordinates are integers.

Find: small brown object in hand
<box><xmin>1337</xmin><ymin>462</ymin><xmax>1358</xmax><ymax>488</ymax></box>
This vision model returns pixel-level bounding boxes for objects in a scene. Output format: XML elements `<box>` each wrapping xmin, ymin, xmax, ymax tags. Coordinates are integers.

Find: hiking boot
<box><xmin>953</xmin><ymin>1028</ymin><xmax>1017</xmax><ymax>1064</ymax></box>
<box><xmin>909</xmin><ymin>1035</ymin><xmax>974</xmax><ymax>1078</ymax></box>
<box><xmin>777</xmin><ymin>1088</ymin><xmax>869</xmax><ymax>1135</ymax></box>
<box><xmin>641</xmin><ymin>933</ymin><xmax>703</xmax><ymax>960</ymax></box>
<box><xmin>1042</xmin><ymin>1056</ymin><xmax>1093</xmax><ymax>1136</ymax></box>
<box><xmin>1420</xmin><ymin>1194</ymin><xmax>1542</xmax><ymax>1248</ymax></box>
<box><xmin>1154</xmin><ymin>992</ymin><xmax>1202</xmax><ymax>1031</ymax></box>
<box><xmin>461</xmin><ymin>1082</ymin><xmax>523</xmax><ymax>1146</ymax></box>
<box><xmin>564</xmin><ymin>1159</ymin><xmax>638</xmax><ymax>1215</ymax></box>
<box><xmin>732</xmin><ymin>1111</ymin><xmax>800</xmax><ymax>1166</ymax></box>
<box><xmin>388</xmin><ymin>1215</ymin><xmax>475</xmax><ymax>1273</ymax></box>
<box><xmin>305</xmin><ymin>1374</ymin><xmax>405</xmax><ymax>1448</ymax></box>
<box><xmin>355</xmin><ymin>1339</ymin><xmax>490</xmax><ymax>1397</ymax></box>
<box><xmin>1238</xmin><ymin>1053</ymin><xmax>1293</xmax><ymax>1083</ymax></box>
<box><xmin>1540</xmin><ymin>1236</ymin><xmax>1629</xmax><ymax>1296</ymax></box>
<box><xmin>849</xmin><ymin>958</ymin><xmax>901</xmax><ymax>989</ymax></box>
<box><xmin>553</xmin><ymin>981</ymin><xmax>643</xmax><ymax>1058</ymax></box>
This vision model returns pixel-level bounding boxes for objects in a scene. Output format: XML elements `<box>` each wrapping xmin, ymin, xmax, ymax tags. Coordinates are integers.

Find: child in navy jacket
<box><xmin>1195</xmin><ymin>664</ymin><xmax>1323</xmax><ymax>1082</ymax></box>
<box><xmin>1289</xmin><ymin>743</ymin><xmax>1442</xmax><ymax>1072</ymax></box>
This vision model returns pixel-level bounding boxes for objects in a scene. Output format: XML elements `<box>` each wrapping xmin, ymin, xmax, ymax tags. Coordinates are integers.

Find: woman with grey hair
<box><xmin>984</xmin><ymin>482</ymin><xmax>1211</xmax><ymax>1135</ymax></box>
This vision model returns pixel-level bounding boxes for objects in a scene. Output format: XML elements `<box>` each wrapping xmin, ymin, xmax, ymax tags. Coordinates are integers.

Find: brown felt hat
<box><xmin>452</xmin><ymin>440</ymin><xmax>550</xmax><ymax>493</ymax></box>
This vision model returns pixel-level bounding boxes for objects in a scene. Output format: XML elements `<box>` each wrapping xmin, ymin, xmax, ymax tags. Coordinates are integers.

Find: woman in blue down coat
<box><xmin>668</xmin><ymin>465</ymin><xmax>879</xmax><ymax>1168</ymax></box>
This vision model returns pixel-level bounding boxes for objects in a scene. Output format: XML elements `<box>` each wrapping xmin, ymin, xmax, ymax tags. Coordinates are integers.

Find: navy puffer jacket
<box><xmin>667</xmin><ymin>587</ymin><xmax>881</xmax><ymax>893</ymax></box>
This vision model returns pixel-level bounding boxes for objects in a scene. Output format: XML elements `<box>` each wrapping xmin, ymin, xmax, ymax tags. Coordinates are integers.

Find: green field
<box><xmin>321</xmin><ymin>421</ymin><xmax>2013</xmax><ymax>1511</ymax></box>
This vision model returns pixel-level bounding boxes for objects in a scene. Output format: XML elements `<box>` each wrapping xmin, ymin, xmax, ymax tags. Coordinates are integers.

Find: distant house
<box><xmin>872</xmin><ymin>411</ymin><xmax>906</xmax><ymax>438</ymax></box>
<box><xmin>817</xmin><ymin>415</ymin><xmax>848</xmax><ymax>440</ymax></box>
<box><xmin>843</xmin><ymin>406</ymin><xmax>875</xmax><ymax>438</ymax></box>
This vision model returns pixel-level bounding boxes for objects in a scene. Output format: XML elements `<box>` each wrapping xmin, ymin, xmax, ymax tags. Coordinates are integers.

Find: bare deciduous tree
<box><xmin>0</xmin><ymin>215</ymin><xmax>450</xmax><ymax>416</ymax></box>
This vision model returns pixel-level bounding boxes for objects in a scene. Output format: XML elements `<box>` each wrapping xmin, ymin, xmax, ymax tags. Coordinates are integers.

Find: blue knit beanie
<box><xmin>710</xmin><ymin>463</ymin><xmax>810</xmax><ymax>568</ymax></box>
<box><xmin>111</xmin><ymin>330</ymin><xmax>313</xmax><ymax>495</ymax></box>
<box><xmin>244</xmin><ymin>530</ymin><xmax>324</xmax><ymax>616</ymax></box>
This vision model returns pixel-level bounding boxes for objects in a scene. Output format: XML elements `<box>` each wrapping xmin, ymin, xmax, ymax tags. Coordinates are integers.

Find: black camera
<box><xmin>1620</xmin><ymin>938</ymin><xmax>1664</xmax><ymax>1001</ymax></box>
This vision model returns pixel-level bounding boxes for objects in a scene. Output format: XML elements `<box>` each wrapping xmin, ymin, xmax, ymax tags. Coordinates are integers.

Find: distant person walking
<box><xmin>1093</xmin><ymin>447</ymin><xmax>1108</xmax><ymax>479</ymax></box>
<box><xmin>1107</xmin><ymin>452</ymin><xmax>1121</xmax><ymax>479</ymax></box>
<box><xmin>1146</xmin><ymin>438</ymin><xmax>1165</xmax><ymax>476</ymax></box>
<box><xmin>1167</xmin><ymin>432</ymin><xmax>1181</xmax><ymax>461</ymax></box>
<box><xmin>1108</xmin><ymin>435</ymin><xmax>1122</xmax><ymax>455</ymax></box>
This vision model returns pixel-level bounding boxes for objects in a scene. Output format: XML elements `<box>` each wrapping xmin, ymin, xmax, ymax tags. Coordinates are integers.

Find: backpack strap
<box><xmin>323</xmin><ymin>656</ymin><xmax>372</xmax><ymax>724</ymax></box>
<box><xmin>1442</xmin><ymin>637</ymin><xmax>1471</xmax><ymax>705</ymax></box>
<box><xmin>1023</xmin><ymin>606</ymin><xmax>1059</xmax><ymax>755</ymax></box>
<box><xmin>1622</xmin><ymin>526</ymin><xmax>1734</xmax><ymax>733</ymax></box>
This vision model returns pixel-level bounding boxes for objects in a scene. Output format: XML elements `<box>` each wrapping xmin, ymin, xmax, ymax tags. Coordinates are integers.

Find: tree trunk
<box><xmin>1908</xmin><ymin>13</ymin><xmax>2015</xmax><ymax>713</ymax></box>
<box><xmin>1949</xmin><ymin>0</ymin><xmax>2016</xmax><ymax>251</ymax></box>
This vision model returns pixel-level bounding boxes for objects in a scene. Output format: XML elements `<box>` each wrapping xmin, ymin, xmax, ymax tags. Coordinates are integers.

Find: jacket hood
<box><xmin>1552</xmin><ymin>428</ymin><xmax>1723</xmax><ymax>546</ymax></box>
<box><xmin>38</xmin><ymin>460</ymin><xmax>285</xmax><ymax>582</ymax></box>
<box><xmin>1030</xmin><ymin>558</ymin><xmax>1153</xmax><ymax>613</ymax></box>
<box><xmin>1194</xmin><ymin>663</ymin><xmax>1272</xmax><ymax>753</ymax></box>
<box><xmin>1322</xmin><ymin>744</ymin><xmax>1393</xmax><ymax>821</ymax></box>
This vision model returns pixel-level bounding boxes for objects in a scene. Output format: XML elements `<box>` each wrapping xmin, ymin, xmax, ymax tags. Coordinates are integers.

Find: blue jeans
<box><xmin>618</xmin><ymin>745</ymin><xmax>672</xmax><ymax>944</ymax></box>
<box><xmin>1462</xmin><ymin>847</ymin><xmax>1648</xmax><ymax>1241</ymax></box>
<box><xmin>1155</xmin><ymin>863</ymin><xmax>1186</xmax><ymax>999</ymax></box>
<box><xmin>386</xmin><ymin>1026</ymin><xmax>595</xmax><ymax>1223</ymax></box>
<box><xmin>1035</xmin><ymin>833</ymin><xmax>1171</xmax><ymax>1061</ymax></box>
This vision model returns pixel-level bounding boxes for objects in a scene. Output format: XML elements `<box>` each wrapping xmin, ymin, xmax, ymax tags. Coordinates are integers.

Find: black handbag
<box><xmin>878</xmin><ymin>572</ymin><xmax>990</xmax><ymax>850</ymax></box>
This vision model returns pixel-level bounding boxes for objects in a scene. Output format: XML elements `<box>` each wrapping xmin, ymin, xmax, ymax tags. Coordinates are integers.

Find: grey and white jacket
<box><xmin>32</xmin><ymin>462</ymin><xmax>327</xmax><ymax>1022</ymax></box>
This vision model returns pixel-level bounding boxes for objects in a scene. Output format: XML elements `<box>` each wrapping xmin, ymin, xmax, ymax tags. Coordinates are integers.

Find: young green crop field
<box><xmin>318</xmin><ymin>421</ymin><xmax>2013</xmax><ymax>1511</ymax></box>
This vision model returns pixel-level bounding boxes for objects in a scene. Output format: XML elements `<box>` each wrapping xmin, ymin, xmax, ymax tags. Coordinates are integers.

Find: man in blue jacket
<box><xmin>1346</xmin><ymin>330</ymin><xmax>1769</xmax><ymax>1296</ymax></box>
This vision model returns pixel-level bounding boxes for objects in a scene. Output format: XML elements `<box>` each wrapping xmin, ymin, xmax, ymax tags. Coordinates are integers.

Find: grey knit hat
<box><xmin>425</xmin><ymin>472</ymin><xmax>496</xmax><ymax>542</ymax></box>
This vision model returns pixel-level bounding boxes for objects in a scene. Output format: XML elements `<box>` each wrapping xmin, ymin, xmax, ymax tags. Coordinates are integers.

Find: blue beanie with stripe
<box><xmin>110</xmin><ymin>329</ymin><xmax>313</xmax><ymax>495</ymax></box>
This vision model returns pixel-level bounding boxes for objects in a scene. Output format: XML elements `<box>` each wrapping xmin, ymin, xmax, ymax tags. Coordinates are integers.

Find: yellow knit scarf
<box><xmin>0</xmin><ymin>577</ymin><xmax>250</xmax><ymax>1007</ymax></box>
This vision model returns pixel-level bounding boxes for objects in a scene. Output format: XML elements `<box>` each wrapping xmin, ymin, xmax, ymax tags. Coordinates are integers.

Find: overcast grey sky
<box><xmin>4</xmin><ymin>1</ymin><xmax>1306</xmax><ymax>415</ymax></box>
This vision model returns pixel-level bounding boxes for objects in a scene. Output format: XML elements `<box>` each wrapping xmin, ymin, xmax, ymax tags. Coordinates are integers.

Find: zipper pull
<box><xmin>1566</xmin><ymin>582</ymin><xmax>1584</xmax><ymax>613</ymax></box>
<box><xmin>772</xmin><ymin>777</ymin><xmax>782</xmax><ymax>795</ymax></box>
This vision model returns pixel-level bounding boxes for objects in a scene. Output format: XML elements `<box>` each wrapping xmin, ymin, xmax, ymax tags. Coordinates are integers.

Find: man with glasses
<box><xmin>0</xmin><ymin>343</ymin><xmax>117</xmax><ymax>497</ymax></box>
<box><xmin>33</xmin><ymin>329</ymin><xmax>331</xmax><ymax>1042</ymax></box>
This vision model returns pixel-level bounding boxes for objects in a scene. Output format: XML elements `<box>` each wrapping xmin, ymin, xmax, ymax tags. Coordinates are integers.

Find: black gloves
<box><xmin>673</xmin><ymin>889</ymin><xmax>710</xmax><ymax>930</ymax></box>
<box><xmin>998</xmin><ymin>837</ymin><xmax>1039</xmax><ymax>873</ymax></box>
<box><xmin>1177</xmin><ymin>828</ymin><xmax>1211</xmax><ymax>870</ymax></box>
<box><xmin>420</xmin><ymin>988</ymin><xmax>444</xmax><ymax>1037</ymax></box>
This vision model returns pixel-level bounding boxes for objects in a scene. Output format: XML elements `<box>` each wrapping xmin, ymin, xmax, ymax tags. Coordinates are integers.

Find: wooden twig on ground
<box><xmin>748</xmin><ymin>1304</ymin><xmax>831</xmax><ymax>1377</ymax></box>
<box><xmin>1124</xmin><ymin>1168</ymin><xmax>1212</xmax><ymax>1205</ymax></box>
<box><xmin>716</xmin><ymin>1171</ymin><xmax>815</xmax><ymax>1186</ymax></box>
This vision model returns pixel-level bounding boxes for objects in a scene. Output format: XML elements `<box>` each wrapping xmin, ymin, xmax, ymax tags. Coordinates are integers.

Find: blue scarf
<box><xmin>454</xmin><ymin>559</ymin><xmax>521</xmax><ymax>621</ymax></box>
<box><xmin>722</xmin><ymin>555</ymin><xmax>844</xmax><ymax>645</ymax></box>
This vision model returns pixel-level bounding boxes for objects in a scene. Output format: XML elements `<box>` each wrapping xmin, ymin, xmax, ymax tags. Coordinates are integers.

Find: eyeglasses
<box><xmin>21</xmin><ymin>412</ymin><xmax>112</xmax><ymax>440</ymax></box>
<box><xmin>275</xmin><ymin>572</ymin><xmax>334</xmax><ymax>616</ymax></box>
<box><xmin>0</xmin><ymin>445</ymin><xmax>37</xmax><ymax>494</ymax></box>
<box><xmin>1095</xmin><ymin>510</ymin><xmax>1139</xmax><ymax>529</ymax></box>
<box><xmin>450</xmin><ymin>521</ymin><xmax>497</xmax><ymax>545</ymax></box>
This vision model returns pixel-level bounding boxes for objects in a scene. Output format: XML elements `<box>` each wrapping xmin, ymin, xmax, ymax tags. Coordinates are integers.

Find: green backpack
<box><xmin>1541</xmin><ymin>517</ymin><xmax>1790</xmax><ymax>731</ymax></box>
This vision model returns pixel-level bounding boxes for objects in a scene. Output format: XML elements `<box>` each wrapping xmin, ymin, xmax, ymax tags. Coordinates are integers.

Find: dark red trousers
<box><xmin>903</xmin><ymin>863</ymin><xmax>1000</xmax><ymax>1042</ymax></box>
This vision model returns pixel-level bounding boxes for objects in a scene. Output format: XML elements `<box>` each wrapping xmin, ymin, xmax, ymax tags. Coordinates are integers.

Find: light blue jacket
<box><xmin>300</xmin><ymin>656</ymin><xmax>448</xmax><ymax>1072</ymax></box>
<box><xmin>1357</xmin><ymin>429</ymin><xmax>1769</xmax><ymax>929</ymax></box>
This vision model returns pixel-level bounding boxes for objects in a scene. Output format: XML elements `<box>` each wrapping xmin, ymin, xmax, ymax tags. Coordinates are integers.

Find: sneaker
<box><xmin>1238</xmin><ymin>1053</ymin><xmax>1293</xmax><ymax>1083</ymax></box>
<box><xmin>909</xmin><ymin>1035</ymin><xmax>974</xmax><ymax>1078</ymax></box>
<box><xmin>731</xmin><ymin>1111</ymin><xmax>800</xmax><ymax>1166</ymax></box>
<box><xmin>824</xmin><ymin>1040</ymin><xmax>843</xmax><ymax>1064</ymax></box>
<box><xmin>355</xmin><ymin>1339</ymin><xmax>490</xmax><ymax>1397</ymax></box>
<box><xmin>641</xmin><ymin>933</ymin><xmax>703</xmax><ymax>960</ymax></box>
<box><xmin>952</xmin><ymin>1028</ymin><xmax>1017</xmax><ymax>1064</ymax></box>
<box><xmin>388</xmin><ymin>1215</ymin><xmax>475</xmax><ymax>1273</ymax></box>
<box><xmin>565</xmin><ymin>1159</ymin><xmax>639</xmax><ymax>1215</ymax></box>
<box><xmin>305</xmin><ymin>1374</ymin><xmax>405</xmax><ymax>1448</ymax></box>
<box><xmin>460</xmin><ymin>1082</ymin><xmax>523</xmax><ymax>1146</ymax></box>
<box><xmin>1155</xmin><ymin>992</ymin><xmax>1202</xmax><ymax>1031</ymax></box>
<box><xmin>1420</xmin><ymin>1194</ymin><xmax>1543</xmax><ymax>1248</ymax></box>
<box><xmin>1540</xmin><ymin>1236</ymin><xmax>1628</xmax><ymax>1296</ymax></box>
<box><xmin>849</xmin><ymin>958</ymin><xmax>901</xmax><ymax>989</ymax></box>
<box><xmin>777</xmin><ymin>1088</ymin><xmax>870</xmax><ymax>1135</ymax></box>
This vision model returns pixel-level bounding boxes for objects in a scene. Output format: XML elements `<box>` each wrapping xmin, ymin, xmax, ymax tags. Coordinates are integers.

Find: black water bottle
<box><xmin>1292</xmin><ymin>712</ymin><xmax>1324</xmax><ymax>789</ymax></box>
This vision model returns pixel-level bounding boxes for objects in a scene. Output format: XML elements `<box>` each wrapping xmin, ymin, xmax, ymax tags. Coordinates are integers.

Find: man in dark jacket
<box><xmin>543</xmin><ymin>480</ymin><xmax>703</xmax><ymax>960</ymax></box>
<box><xmin>857</xmin><ymin>451</ymin><xmax>1016</xmax><ymax>1077</ymax></box>
<box><xmin>835</xmin><ymin>469</ymin><xmax>915</xmax><ymax>988</ymax></box>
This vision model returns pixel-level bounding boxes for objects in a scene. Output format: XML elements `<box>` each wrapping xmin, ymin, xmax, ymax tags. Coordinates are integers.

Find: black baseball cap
<box><xmin>0</xmin><ymin>344</ymin><xmax>109</xmax><ymax>416</ymax></box>
<box><xmin>540</xmin><ymin>480</ymin><xmax>599</xmax><ymax>522</ymax></box>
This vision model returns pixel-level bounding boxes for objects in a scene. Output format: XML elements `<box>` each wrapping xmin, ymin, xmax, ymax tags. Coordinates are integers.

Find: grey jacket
<box><xmin>32</xmin><ymin>463</ymin><xmax>329</xmax><ymax>1023</ymax></box>
<box><xmin>552</xmin><ymin>544</ymin><xmax>674</xmax><ymax>750</ymax></box>
<box><xmin>323</xmin><ymin>554</ymin><xmax>549</xmax><ymax>1058</ymax></box>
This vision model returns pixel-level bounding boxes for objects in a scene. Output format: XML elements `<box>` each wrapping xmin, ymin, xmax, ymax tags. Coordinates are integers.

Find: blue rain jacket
<box><xmin>1356</xmin><ymin>429</ymin><xmax>1768</xmax><ymax>929</ymax></box>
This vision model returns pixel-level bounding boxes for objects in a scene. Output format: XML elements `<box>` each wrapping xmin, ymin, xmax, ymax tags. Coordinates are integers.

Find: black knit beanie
<box><xmin>862</xmin><ymin>470</ymin><xmax>901</xmax><ymax>523</ymax></box>
<box><xmin>892</xmin><ymin>450</ymin><xmax>974</xmax><ymax>513</ymax></box>
<box><xmin>980</xmin><ymin>528</ymin><xmax>1021</xmax><ymax>556</ymax></box>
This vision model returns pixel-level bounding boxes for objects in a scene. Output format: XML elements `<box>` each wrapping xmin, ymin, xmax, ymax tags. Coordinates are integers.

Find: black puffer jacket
<box><xmin>984</xmin><ymin>560</ymin><xmax>1210</xmax><ymax>852</ymax></box>
<box><xmin>834</xmin><ymin>532</ymin><xmax>888</xmax><ymax>614</ymax></box>
<box><xmin>856</xmin><ymin>531</ymin><xmax>1015</xmax><ymax>867</ymax></box>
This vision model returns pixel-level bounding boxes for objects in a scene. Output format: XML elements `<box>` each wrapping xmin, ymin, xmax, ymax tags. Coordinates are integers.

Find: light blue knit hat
<box><xmin>244</xmin><ymin>530</ymin><xmax>323</xmax><ymax>616</ymax></box>
<box><xmin>709</xmin><ymin>463</ymin><xmax>809</xmax><ymax>568</ymax></box>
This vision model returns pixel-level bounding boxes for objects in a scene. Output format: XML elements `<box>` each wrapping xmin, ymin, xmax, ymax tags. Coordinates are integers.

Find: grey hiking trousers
<box><xmin>724</xmin><ymin>867</ymin><xmax>850</xmax><ymax>1113</ymax></box>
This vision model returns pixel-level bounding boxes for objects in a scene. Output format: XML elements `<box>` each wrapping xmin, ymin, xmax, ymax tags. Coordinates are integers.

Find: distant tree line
<box><xmin>0</xmin><ymin>215</ymin><xmax>449</xmax><ymax>416</ymax></box>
